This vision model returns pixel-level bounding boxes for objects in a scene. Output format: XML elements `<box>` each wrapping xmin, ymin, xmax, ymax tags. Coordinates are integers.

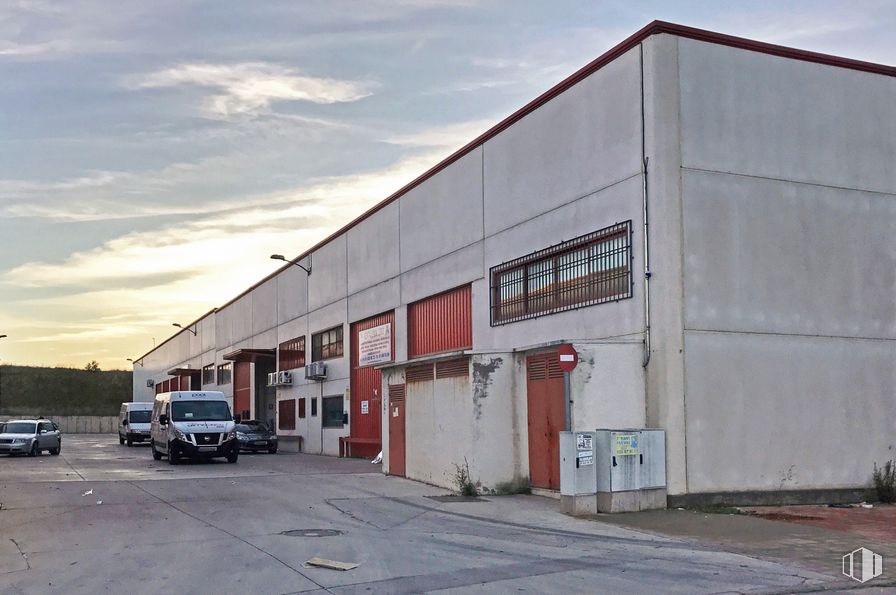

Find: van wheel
<box><xmin>226</xmin><ymin>450</ymin><xmax>238</xmax><ymax>464</ymax></box>
<box><xmin>119</xmin><ymin>435</ymin><xmax>125</xmax><ymax>445</ymax></box>
<box><xmin>126</xmin><ymin>438</ymin><xmax>133</xmax><ymax>447</ymax></box>
<box><xmin>168</xmin><ymin>444</ymin><xmax>179</xmax><ymax>465</ymax></box>
<box><xmin>151</xmin><ymin>443</ymin><xmax>162</xmax><ymax>461</ymax></box>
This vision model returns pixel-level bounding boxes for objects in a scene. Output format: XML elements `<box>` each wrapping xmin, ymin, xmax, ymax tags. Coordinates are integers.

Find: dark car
<box><xmin>0</xmin><ymin>419</ymin><xmax>62</xmax><ymax>456</ymax></box>
<box><xmin>235</xmin><ymin>421</ymin><xmax>278</xmax><ymax>453</ymax></box>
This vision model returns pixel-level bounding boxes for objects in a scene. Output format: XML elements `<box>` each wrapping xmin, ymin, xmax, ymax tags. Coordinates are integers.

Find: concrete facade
<box><xmin>132</xmin><ymin>23</ymin><xmax>896</xmax><ymax>501</ymax></box>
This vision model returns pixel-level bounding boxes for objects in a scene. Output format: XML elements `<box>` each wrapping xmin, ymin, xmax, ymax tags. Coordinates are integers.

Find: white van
<box><xmin>150</xmin><ymin>391</ymin><xmax>238</xmax><ymax>464</ymax></box>
<box><xmin>118</xmin><ymin>402</ymin><xmax>154</xmax><ymax>446</ymax></box>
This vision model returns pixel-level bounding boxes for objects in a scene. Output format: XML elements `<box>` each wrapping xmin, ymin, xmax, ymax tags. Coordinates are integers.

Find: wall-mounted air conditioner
<box><xmin>304</xmin><ymin>361</ymin><xmax>327</xmax><ymax>381</ymax></box>
<box><xmin>266</xmin><ymin>372</ymin><xmax>278</xmax><ymax>387</ymax></box>
<box><xmin>278</xmin><ymin>370</ymin><xmax>292</xmax><ymax>385</ymax></box>
<box><xmin>146</xmin><ymin>379</ymin><xmax>155</xmax><ymax>388</ymax></box>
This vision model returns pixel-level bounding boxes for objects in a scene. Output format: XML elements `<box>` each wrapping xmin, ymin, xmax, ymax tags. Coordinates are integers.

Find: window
<box><xmin>216</xmin><ymin>362</ymin><xmax>232</xmax><ymax>385</ymax></box>
<box><xmin>278</xmin><ymin>399</ymin><xmax>296</xmax><ymax>430</ymax></box>
<box><xmin>310</xmin><ymin>397</ymin><xmax>318</xmax><ymax>417</ymax></box>
<box><xmin>298</xmin><ymin>398</ymin><xmax>306</xmax><ymax>419</ymax></box>
<box><xmin>202</xmin><ymin>364</ymin><xmax>215</xmax><ymax>385</ymax></box>
<box><xmin>322</xmin><ymin>396</ymin><xmax>344</xmax><ymax>428</ymax></box>
<box><xmin>490</xmin><ymin>221</ymin><xmax>632</xmax><ymax>325</ymax></box>
<box><xmin>279</xmin><ymin>336</ymin><xmax>305</xmax><ymax>370</ymax></box>
<box><xmin>312</xmin><ymin>326</ymin><xmax>343</xmax><ymax>361</ymax></box>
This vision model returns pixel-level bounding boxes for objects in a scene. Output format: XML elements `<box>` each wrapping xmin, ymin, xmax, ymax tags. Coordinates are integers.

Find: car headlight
<box><xmin>174</xmin><ymin>428</ymin><xmax>190</xmax><ymax>442</ymax></box>
<box><xmin>226</xmin><ymin>429</ymin><xmax>237</xmax><ymax>440</ymax></box>
<box><xmin>12</xmin><ymin>438</ymin><xmax>26</xmax><ymax>444</ymax></box>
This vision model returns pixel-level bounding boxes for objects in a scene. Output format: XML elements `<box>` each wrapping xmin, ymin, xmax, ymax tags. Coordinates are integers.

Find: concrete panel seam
<box><xmin>682</xmin><ymin>166</ymin><xmax>896</xmax><ymax>198</ymax></box>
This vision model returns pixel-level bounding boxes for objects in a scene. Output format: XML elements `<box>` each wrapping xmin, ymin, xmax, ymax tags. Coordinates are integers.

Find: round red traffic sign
<box><xmin>557</xmin><ymin>344</ymin><xmax>578</xmax><ymax>372</ymax></box>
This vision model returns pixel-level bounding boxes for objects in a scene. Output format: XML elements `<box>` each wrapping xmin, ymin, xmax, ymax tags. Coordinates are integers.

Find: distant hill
<box><xmin>0</xmin><ymin>365</ymin><xmax>132</xmax><ymax>416</ymax></box>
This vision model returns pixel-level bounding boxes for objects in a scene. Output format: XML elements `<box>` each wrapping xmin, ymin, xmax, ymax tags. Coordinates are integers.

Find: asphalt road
<box><xmin>0</xmin><ymin>435</ymin><xmax>840</xmax><ymax>594</ymax></box>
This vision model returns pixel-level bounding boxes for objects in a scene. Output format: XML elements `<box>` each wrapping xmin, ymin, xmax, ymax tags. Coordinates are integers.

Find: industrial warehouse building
<box><xmin>132</xmin><ymin>21</ymin><xmax>896</xmax><ymax>505</ymax></box>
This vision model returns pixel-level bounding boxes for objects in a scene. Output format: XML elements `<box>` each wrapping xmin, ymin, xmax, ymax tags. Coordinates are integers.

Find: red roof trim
<box><xmin>142</xmin><ymin>20</ymin><xmax>894</xmax><ymax>360</ymax></box>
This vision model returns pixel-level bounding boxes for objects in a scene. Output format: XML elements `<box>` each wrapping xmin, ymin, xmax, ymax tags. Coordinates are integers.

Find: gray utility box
<box><xmin>559</xmin><ymin>431</ymin><xmax>597</xmax><ymax>516</ymax></box>
<box><xmin>594</xmin><ymin>429</ymin><xmax>667</xmax><ymax>513</ymax></box>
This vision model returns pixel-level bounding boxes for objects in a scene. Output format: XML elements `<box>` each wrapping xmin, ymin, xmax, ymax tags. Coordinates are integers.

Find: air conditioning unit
<box><xmin>266</xmin><ymin>372</ymin><xmax>278</xmax><ymax>387</ymax></box>
<box><xmin>278</xmin><ymin>370</ymin><xmax>292</xmax><ymax>385</ymax></box>
<box><xmin>146</xmin><ymin>379</ymin><xmax>155</xmax><ymax>388</ymax></box>
<box><xmin>304</xmin><ymin>361</ymin><xmax>327</xmax><ymax>381</ymax></box>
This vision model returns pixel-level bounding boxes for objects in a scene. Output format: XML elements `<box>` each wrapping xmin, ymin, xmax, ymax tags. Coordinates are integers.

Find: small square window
<box><xmin>312</xmin><ymin>326</ymin><xmax>343</xmax><ymax>361</ymax></box>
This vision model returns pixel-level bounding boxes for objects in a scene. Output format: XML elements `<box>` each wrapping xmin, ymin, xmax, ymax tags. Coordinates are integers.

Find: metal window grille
<box><xmin>279</xmin><ymin>336</ymin><xmax>306</xmax><ymax>370</ymax></box>
<box><xmin>435</xmin><ymin>358</ymin><xmax>469</xmax><ymax>379</ymax></box>
<box><xmin>406</xmin><ymin>364</ymin><xmax>434</xmax><ymax>383</ymax></box>
<box><xmin>490</xmin><ymin>221</ymin><xmax>633</xmax><ymax>325</ymax></box>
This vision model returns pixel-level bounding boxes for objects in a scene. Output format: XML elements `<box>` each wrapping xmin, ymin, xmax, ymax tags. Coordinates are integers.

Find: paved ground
<box><xmin>0</xmin><ymin>435</ymin><xmax>885</xmax><ymax>594</ymax></box>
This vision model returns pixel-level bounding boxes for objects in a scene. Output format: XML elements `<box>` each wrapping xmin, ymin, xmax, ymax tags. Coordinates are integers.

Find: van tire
<box><xmin>119</xmin><ymin>435</ymin><xmax>125</xmax><ymax>445</ymax></box>
<box><xmin>126</xmin><ymin>438</ymin><xmax>133</xmax><ymax>446</ymax></box>
<box><xmin>152</xmin><ymin>443</ymin><xmax>162</xmax><ymax>460</ymax></box>
<box><xmin>168</xmin><ymin>445</ymin><xmax>179</xmax><ymax>465</ymax></box>
<box><xmin>226</xmin><ymin>450</ymin><xmax>238</xmax><ymax>464</ymax></box>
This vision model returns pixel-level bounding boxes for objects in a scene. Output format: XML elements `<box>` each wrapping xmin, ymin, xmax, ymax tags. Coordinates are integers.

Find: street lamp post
<box><xmin>172</xmin><ymin>323</ymin><xmax>197</xmax><ymax>336</ymax></box>
<box><xmin>271</xmin><ymin>254</ymin><xmax>311</xmax><ymax>275</ymax></box>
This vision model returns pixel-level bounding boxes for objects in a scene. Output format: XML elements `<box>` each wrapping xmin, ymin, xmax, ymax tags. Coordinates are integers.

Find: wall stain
<box><xmin>471</xmin><ymin>357</ymin><xmax>503</xmax><ymax>422</ymax></box>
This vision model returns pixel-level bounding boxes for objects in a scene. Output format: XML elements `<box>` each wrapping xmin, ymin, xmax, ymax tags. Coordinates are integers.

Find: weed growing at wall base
<box><xmin>453</xmin><ymin>458</ymin><xmax>477</xmax><ymax>497</ymax></box>
<box><xmin>872</xmin><ymin>460</ymin><xmax>895</xmax><ymax>503</ymax></box>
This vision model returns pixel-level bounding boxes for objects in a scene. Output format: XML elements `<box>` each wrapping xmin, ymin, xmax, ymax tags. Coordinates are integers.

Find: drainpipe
<box><xmin>640</xmin><ymin>44</ymin><xmax>652</xmax><ymax>368</ymax></box>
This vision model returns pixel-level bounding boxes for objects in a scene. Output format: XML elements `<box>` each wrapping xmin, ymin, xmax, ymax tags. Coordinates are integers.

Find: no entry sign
<box><xmin>558</xmin><ymin>344</ymin><xmax>578</xmax><ymax>372</ymax></box>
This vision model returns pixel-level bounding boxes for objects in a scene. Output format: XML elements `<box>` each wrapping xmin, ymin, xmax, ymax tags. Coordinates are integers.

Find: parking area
<box><xmin>0</xmin><ymin>435</ymin><xmax>872</xmax><ymax>594</ymax></box>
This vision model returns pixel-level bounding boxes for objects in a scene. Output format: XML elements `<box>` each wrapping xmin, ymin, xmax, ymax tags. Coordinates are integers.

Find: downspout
<box><xmin>640</xmin><ymin>43</ymin><xmax>652</xmax><ymax>368</ymax></box>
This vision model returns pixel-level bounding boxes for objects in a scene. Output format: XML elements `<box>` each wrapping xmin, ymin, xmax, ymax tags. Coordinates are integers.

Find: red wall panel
<box><xmin>349</xmin><ymin>310</ymin><xmax>395</xmax><ymax>458</ymax></box>
<box><xmin>408</xmin><ymin>285</ymin><xmax>472</xmax><ymax>358</ymax></box>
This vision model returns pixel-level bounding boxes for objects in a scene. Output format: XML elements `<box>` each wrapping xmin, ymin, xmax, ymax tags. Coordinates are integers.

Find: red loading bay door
<box><xmin>388</xmin><ymin>384</ymin><xmax>406</xmax><ymax>477</ymax></box>
<box><xmin>526</xmin><ymin>352</ymin><xmax>564</xmax><ymax>490</ymax></box>
<box><xmin>350</xmin><ymin>311</ymin><xmax>395</xmax><ymax>458</ymax></box>
<box><xmin>233</xmin><ymin>362</ymin><xmax>251</xmax><ymax>420</ymax></box>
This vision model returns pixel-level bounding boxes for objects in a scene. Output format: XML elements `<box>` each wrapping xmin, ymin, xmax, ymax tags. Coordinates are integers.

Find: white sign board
<box><xmin>361</xmin><ymin>400</ymin><xmax>369</xmax><ymax>415</ymax></box>
<box><xmin>358</xmin><ymin>323</ymin><xmax>392</xmax><ymax>366</ymax></box>
<box><xmin>576</xmin><ymin>433</ymin><xmax>593</xmax><ymax>451</ymax></box>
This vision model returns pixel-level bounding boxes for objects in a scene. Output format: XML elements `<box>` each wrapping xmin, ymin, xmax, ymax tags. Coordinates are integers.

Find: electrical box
<box><xmin>594</xmin><ymin>429</ymin><xmax>666</xmax><ymax>512</ymax></box>
<box><xmin>559</xmin><ymin>431</ymin><xmax>597</xmax><ymax>515</ymax></box>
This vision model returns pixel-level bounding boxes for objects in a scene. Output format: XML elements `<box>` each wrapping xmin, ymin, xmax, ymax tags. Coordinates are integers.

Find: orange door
<box><xmin>526</xmin><ymin>353</ymin><xmax>564</xmax><ymax>490</ymax></box>
<box><xmin>388</xmin><ymin>384</ymin><xmax>406</xmax><ymax>477</ymax></box>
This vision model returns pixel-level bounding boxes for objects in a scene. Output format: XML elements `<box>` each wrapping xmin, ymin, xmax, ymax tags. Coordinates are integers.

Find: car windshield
<box><xmin>171</xmin><ymin>401</ymin><xmax>231</xmax><ymax>422</ymax></box>
<box><xmin>129</xmin><ymin>410</ymin><xmax>151</xmax><ymax>423</ymax></box>
<box><xmin>4</xmin><ymin>422</ymin><xmax>36</xmax><ymax>434</ymax></box>
<box><xmin>237</xmin><ymin>423</ymin><xmax>269</xmax><ymax>433</ymax></box>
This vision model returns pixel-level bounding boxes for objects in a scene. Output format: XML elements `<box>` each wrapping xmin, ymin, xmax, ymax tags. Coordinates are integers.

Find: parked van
<box><xmin>118</xmin><ymin>401</ymin><xmax>154</xmax><ymax>446</ymax></box>
<box><xmin>150</xmin><ymin>391</ymin><xmax>238</xmax><ymax>465</ymax></box>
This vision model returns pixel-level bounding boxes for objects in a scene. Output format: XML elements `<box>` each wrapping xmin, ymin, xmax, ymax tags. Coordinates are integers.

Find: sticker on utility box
<box><xmin>576</xmin><ymin>433</ymin><xmax>593</xmax><ymax>451</ymax></box>
<box><xmin>577</xmin><ymin>451</ymin><xmax>594</xmax><ymax>466</ymax></box>
<box><xmin>613</xmin><ymin>433</ymin><xmax>640</xmax><ymax>456</ymax></box>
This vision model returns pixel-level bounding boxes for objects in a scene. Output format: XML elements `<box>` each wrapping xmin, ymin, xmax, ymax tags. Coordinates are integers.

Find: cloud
<box><xmin>385</xmin><ymin>118</ymin><xmax>498</xmax><ymax>149</ymax></box>
<box><xmin>134</xmin><ymin>62</ymin><xmax>375</xmax><ymax>117</ymax></box>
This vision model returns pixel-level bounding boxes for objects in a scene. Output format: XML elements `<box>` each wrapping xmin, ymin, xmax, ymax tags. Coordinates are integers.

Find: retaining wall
<box><xmin>0</xmin><ymin>416</ymin><xmax>118</xmax><ymax>434</ymax></box>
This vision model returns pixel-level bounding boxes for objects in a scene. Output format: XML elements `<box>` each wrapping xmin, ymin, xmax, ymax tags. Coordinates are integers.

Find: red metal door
<box><xmin>349</xmin><ymin>311</ymin><xmax>395</xmax><ymax>458</ymax></box>
<box><xmin>233</xmin><ymin>361</ymin><xmax>251</xmax><ymax>420</ymax></box>
<box><xmin>526</xmin><ymin>352</ymin><xmax>564</xmax><ymax>490</ymax></box>
<box><xmin>388</xmin><ymin>384</ymin><xmax>406</xmax><ymax>477</ymax></box>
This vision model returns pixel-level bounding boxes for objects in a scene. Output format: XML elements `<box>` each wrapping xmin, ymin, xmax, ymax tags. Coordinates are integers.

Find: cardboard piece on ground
<box><xmin>304</xmin><ymin>557</ymin><xmax>359</xmax><ymax>571</ymax></box>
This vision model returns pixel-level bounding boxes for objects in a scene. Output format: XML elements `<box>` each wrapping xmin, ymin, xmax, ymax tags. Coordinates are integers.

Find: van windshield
<box><xmin>171</xmin><ymin>401</ymin><xmax>231</xmax><ymax>422</ymax></box>
<box><xmin>129</xmin><ymin>410</ymin><xmax>151</xmax><ymax>423</ymax></box>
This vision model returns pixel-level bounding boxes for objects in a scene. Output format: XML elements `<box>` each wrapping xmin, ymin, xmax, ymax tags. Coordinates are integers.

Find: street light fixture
<box><xmin>172</xmin><ymin>323</ymin><xmax>197</xmax><ymax>336</ymax></box>
<box><xmin>127</xmin><ymin>358</ymin><xmax>144</xmax><ymax>367</ymax></box>
<box><xmin>271</xmin><ymin>254</ymin><xmax>311</xmax><ymax>275</ymax></box>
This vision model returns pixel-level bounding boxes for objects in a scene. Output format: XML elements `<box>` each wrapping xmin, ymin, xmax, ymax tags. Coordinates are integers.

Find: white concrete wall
<box><xmin>676</xmin><ymin>37</ymin><xmax>896</xmax><ymax>494</ymax></box>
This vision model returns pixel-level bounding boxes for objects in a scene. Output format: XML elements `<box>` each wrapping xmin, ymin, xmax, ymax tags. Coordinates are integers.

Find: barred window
<box><xmin>279</xmin><ymin>336</ymin><xmax>305</xmax><ymax>370</ymax></box>
<box><xmin>216</xmin><ymin>362</ymin><xmax>232</xmax><ymax>385</ymax></box>
<box><xmin>312</xmin><ymin>326</ymin><xmax>343</xmax><ymax>361</ymax></box>
<box><xmin>201</xmin><ymin>364</ymin><xmax>215</xmax><ymax>385</ymax></box>
<box><xmin>490</xmin><ymin>221</ymin><xmax>632</xmax><ymax>325</ymax></box>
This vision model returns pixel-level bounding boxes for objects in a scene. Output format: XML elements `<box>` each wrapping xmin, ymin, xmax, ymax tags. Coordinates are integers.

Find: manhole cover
<box><xmin>426</xmin><ymin>495</ymin><xmax>488</xmax><ymax>503</ymax></box>
<box><xmin>281</xmin><ymin>529</ymin><xmax>343</xmax><ymax>538</ymax></box>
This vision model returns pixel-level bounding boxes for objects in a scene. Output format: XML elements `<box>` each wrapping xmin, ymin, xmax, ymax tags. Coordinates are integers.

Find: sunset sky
<box><xmin>1</xmin><ymin>1</ymin><xmax>893</xmax><ymax>370</ymax></box>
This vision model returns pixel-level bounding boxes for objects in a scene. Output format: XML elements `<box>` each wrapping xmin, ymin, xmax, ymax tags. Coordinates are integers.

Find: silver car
<box><xmin>0</xmin><ymin>419</ymin><xmax>62</xmax><ymax>456</ymax></box>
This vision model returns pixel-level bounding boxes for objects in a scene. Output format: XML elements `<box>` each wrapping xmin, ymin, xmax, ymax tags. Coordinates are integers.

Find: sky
<box><xmin>1</xmin><ymin>0</ymin><xmax>894</xmax><ymax>370</ymax></box>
